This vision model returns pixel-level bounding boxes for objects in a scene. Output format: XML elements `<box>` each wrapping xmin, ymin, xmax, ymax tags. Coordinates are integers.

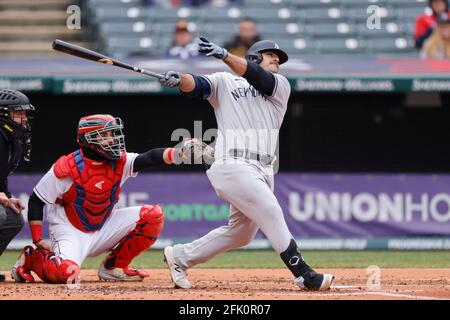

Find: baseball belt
<box><xmin>229</xmin><ymin>149</ymin><xmax>276</xmax><ymax>166</ymax></box>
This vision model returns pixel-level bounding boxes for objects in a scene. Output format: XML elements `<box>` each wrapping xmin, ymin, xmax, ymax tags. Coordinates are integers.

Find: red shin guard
<box><xmin>105</xmin><ymin>205</ymin><xmax>164</xmax><ymax>269</ymax></box>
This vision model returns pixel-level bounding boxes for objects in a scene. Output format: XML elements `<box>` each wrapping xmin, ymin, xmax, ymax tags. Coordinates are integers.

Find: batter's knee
<box><xmin>228</xmin><ymin>218</ymin><xmax>258</xmax><ymax>248</ymax></box>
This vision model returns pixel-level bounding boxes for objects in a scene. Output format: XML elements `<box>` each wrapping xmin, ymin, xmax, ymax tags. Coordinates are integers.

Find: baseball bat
<box><xmin>52</xmin><ymin>39</ymin><xmax>164</xmax><ymax>79</ymax></box>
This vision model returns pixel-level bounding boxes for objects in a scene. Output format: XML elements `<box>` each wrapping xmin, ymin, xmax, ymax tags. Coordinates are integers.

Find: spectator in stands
<box><xmin>421</xmin><ymin>13</ymin><xmax>450</xmax><ymax>58</ymax></box>
<box><xmin>223</xmin><ymin>17</ymin><xmax>261</xmax><ymax>58</ymax></box>
<box><xmin>414</xmin><ymin>0</ymin><xmax>450</xmax><ymax>49</ymax></box>
<box><xmin>165</xmin><ymin>20</ymin><xmax>199</xmax><ymax>60</ymax></box>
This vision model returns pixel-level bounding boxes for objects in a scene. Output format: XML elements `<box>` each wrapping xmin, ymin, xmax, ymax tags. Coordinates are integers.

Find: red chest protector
<box><xmin>53</xmin><ymin>149</ymin><xmax>126</xmax><ymax>232</ymax></box>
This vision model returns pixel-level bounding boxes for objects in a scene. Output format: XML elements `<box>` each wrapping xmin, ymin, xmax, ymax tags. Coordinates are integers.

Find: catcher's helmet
<box><xmin>245</xmin><ymin>40</ymin><xmax>289</xmax><ymax>65</ymax></box>
<box><xmin>0</xmin><ymin>89</ymin><xmax>35</xmax><ymax>161</ymax></box>
<box><xmin>77</xmin><ymin>114</ymin><xmax>126</xmax><ymax>160</ymax></box>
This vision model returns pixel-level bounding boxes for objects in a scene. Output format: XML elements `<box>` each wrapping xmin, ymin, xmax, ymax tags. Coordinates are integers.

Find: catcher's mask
<box><xmin>0</xmin><ymin>89</ymin><xmax>35</xmax><ymax>162</ymax></box>
<box><xmin>77</xmin><ymin>114</ymin><xmax>125</xmax><ymax>160</ymax></box>
<box><xmin>245</xmin><ymin>40</ymin><xmax>289</xmax><ymax>65</ymax></box>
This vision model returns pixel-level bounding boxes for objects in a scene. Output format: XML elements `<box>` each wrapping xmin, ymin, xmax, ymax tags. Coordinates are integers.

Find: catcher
<box><xmin>11</xmin><ymin>114</ymin><xmax>213</xmax><ymax>284</ymax></box>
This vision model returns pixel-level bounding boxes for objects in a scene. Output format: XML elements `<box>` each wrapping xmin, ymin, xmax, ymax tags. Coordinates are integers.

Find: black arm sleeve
<box><xmin>133</xmin><ymin>148</ymin><xmax>167</xmax><ymax>173</ymax></box>
<box><xmin>242</xmin><ymin>60</ymin><xmax>276</xmax><ymax>96</ymax></box>
<box><xmin>28</xmin><ymin>191</ymin><xmax>45</xmax><ymax>222</ymax></box>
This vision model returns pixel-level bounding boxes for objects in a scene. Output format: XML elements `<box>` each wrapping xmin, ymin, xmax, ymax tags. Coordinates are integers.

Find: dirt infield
<box><xmin>0</xmin><ymin>268</ymin><xmax>448</xmax><ymax>300</ymax></box>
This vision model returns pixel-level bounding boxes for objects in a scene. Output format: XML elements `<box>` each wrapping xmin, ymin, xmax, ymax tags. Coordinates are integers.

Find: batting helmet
<box><xmin>0</xmin><ymin>89</ymin><xmax>35</xmax><ymax>161</ymax></box>
<box><xmin>77</xmin><ymin>114</ymin><xmax>126</xmax><ymax>160</ymax></box>
<box><xmin>245</xmin><ymin>40</ymin><xmax>289</xmax><ymax>65</ymax></box>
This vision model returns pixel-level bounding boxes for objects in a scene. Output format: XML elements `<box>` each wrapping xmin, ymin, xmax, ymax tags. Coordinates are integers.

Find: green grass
<box><xmin>1</xmin><ymin>250</ymin><xmax>449</xmax><ymax>270</ymax></box>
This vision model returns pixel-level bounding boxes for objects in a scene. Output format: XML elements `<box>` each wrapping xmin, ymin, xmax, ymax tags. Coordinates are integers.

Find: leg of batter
<box><xmin>167</xmin><ymin>160</ymin><xmax>333</xmax><ymax>290</ymax></box>
<box><xmin>173</xmin><ymin>204</ymin><xmax>259</xmax><ymax>268</ymax></box>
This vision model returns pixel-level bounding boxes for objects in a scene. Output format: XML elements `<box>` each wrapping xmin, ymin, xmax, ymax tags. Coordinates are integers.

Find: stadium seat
<box><xmin>99</xmin><ymin>21</ymin><xmax>153</xmax><ymax>35</ymax></box>
<box><xmin>106</xmin><ymin>36</ymin><xmax>160</xmax><ymax>57</ymax></box>
<box><xmin>148</xmin><ymin>7</ymin><xmax>198</xmax><ymax>22</ymax></box>
<box><xmin>243</xmin><ymin>7</ymin><xmax>297</xmax><ymax>22</ymax></box>
<box><xmin>93</xmin><ymin>8</ymin><xmax>150</xmax><ymax>22</ymax></box>
<box><xmin>201</xmin><ymin>22</ymin><xmax>237</xmax><ymax>36</ymax></box>
<box><xmin>257</xmin><ymin>22</ymin><xmax>305</xmax><ymax>37</ymax></box>
<box><xmin>87</xmin><ymin>0</ymin><xmax>142</xmax><ymax>9</ymax></box>
<box><xmin>402</xmin><ymin>22</ymin><xmax>415</xmax><ymax>35</ymax></box>
<box><xmin>341</xmin><ymin>0</ymin><xmax>389</xmax><ymax>9</ymax></box>
<box><xmin>397</xmin><ymin>7</ymin><xmax>428</xmax><ymax>20</ymax></box>
<box><xmin>316</xmin><ymin>38</ymin><xmax>367</xmax><ymax>54</ymax></box>
<box><xmin>298</xmin><ymin>7</ymin><xmax>348</xmax><ymax>23</ymax></box>
<box><xmin>357</xmin><ymin>21</ymin><xmax>407</xmax><ymax>38</ymax></box>
<box><xmin>197</xmin><ymin>7</ymin><xmax>244</xmax><ymax>22</ymax></box>
<box><xmin>87</xmin><ymin>0</ymin><xmax>428</xmax><ymax>57</ymax></box>
<box><xmin>290</xmin><ymin>0</ymin><xmax>342</xmax><ymax>9</ymax></box>
<box><xmin>275</xmin><ymin>37</ymin><xmax>316</xmax><ymax>55</ymax></box>
<box><xmin>367</xmin><ymin>37</ymin><xmax>415</xmax><ymax>54</ymax></box>
<box><xmin>305</xmin><ymin>22</ymin><xmax>357</xmax><ymax>39</ymax></box>
<box><xmin>389</xmin><ymin>0</ymin><xmax>428</xmax><ymax>8</ymax></box>
<box><xmin>243</xmin><ymin>0</ymin><xmax>289</xmax><ymax>7</ymax></box>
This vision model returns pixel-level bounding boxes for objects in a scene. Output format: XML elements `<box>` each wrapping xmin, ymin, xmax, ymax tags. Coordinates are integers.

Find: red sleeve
<box><xmin>414</xmin><ymin>15</ymin><xmax>435</xmax><ymax>39</ymax></box>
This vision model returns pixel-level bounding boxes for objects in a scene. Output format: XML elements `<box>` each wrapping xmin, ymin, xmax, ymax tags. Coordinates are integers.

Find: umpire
<box><xmin>0</xmin><ymin>89</ymin><xmax>35</xmax><ymax>282</ymax></box>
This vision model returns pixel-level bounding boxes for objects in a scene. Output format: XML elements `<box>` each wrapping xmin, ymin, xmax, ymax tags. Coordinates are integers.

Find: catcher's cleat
<box><xmin>294</xmin><ymin>271</ymin><xmax>334</xmax><ymax>291</ymax></box>
<box><xmin>10</xmin><ymin>246</ymin><xmax>36</xmax><ymax>283</ymax></box>
<box><xmin>97</xmin><ymin>261</ymin><xmax>149</xmax><ymax>282</ymax></box>
<box><xmin>163</xmin><ymin>246</ymin><xmax>192</xmax><ymax>289</ymax></box>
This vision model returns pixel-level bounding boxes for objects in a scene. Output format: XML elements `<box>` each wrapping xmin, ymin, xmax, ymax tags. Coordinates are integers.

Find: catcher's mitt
<box><xmin>175</xmin><ymin>138</ymin><xmax>215</xmax><ymax>166</ymax></box>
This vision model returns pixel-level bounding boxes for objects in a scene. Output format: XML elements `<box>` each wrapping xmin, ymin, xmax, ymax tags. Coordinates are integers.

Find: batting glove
<box><xmin>198</xmin><ymin>37</ymin><xmax>228</xmax><ymax>60</ymax></box>
<box><xmin>159</xmin><ymin>71</ymin><xmax>181</xmax><ymax>88</ymax></box>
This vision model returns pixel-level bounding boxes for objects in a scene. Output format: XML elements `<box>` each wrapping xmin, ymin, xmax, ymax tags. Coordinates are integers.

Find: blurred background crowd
<box><xmin>1</xmin><ymin>0</ymin><xmax>450</xmax><ymax>59</ymax></box>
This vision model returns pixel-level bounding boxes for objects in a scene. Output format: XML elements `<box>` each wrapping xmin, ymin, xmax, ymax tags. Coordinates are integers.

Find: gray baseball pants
<box><xmin>173</xmin><ymin>159</ymin><xmax>292</xmax><ymax>270</ymax></box>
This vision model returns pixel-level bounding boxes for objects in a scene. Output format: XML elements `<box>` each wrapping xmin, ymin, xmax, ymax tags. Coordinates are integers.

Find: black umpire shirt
<box><xmin>0</xmin><ymin>133</ymin><xmax>11</xmax><ymax>198</ymax></box>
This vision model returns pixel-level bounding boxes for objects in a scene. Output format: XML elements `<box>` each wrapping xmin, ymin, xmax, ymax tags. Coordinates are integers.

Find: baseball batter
<box><xmin>10</xmin><ymin>114</ymin><xmax>201</xmax><ymax>284</ymax></box>
<box><xmin>159</xmin><ymin>37</ymin><xmax>334</xmax><ymax>291</ymax></box>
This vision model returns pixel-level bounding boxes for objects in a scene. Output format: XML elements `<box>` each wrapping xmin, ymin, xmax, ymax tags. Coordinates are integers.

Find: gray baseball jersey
<box><xmin>172</xmin><ymin>70</ymin><xmax>294</xmax><ymax>270</ymax></box>
<box><xmin>202</xmin><ymin>72</ymin><xmax>291</xmax><ymax>159</ymax></box>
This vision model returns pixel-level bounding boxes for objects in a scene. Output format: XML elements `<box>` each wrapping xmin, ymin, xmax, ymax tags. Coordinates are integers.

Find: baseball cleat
<box><xmin>97</xmin><ymin>261</ymin><xmax>149</xmax><ymax>282</ymax></box>
<box><xmin>0</xmin><ymin>272</ymin><xmax>5</xmax><ymax>282</ymax></box>
<box><xmin>294</xmin><ymin>271</ymin><xmax>334</xmax><ymax>291</ymax></box>
<box><xmin>163</xmin><ymin>246</ymin><xmax>192</xmax><ymax>289</ymax></box>
<box><xmin>10</xmin><ymin>246</ymin><xmax>35</xmax><ymax>283</ymax></box>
